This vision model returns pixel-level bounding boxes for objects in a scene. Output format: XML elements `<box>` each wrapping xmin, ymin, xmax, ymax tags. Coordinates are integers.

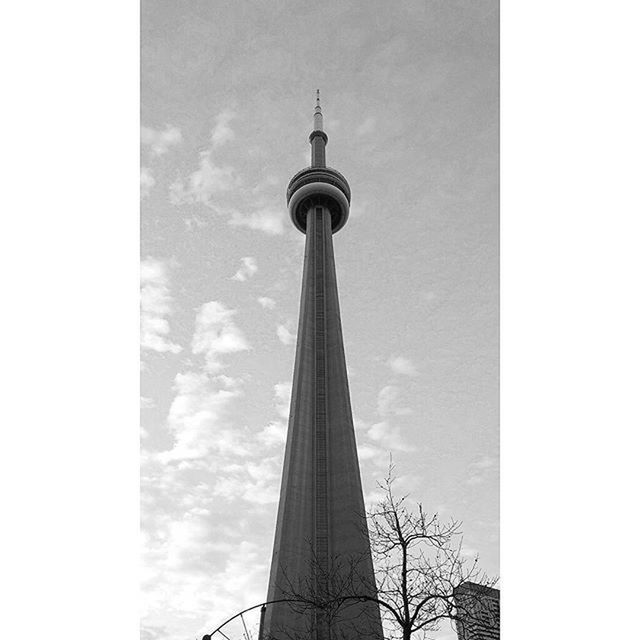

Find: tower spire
<box><xmin>314</xmin><ymin>89</ymin><xmax>323</xmax><ymax>131</ymax></box>
<box><xmin>310</xmin><ymin>90</ymin><xmax>328</xmax><ymax>168</ymax></box>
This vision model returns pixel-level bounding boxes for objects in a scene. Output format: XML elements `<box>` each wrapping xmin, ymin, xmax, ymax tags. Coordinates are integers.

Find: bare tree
<box><xmin>365</xmin><ymin>465</ymin><xmax>496</xmax><ymax>639</ymax></box>
<box><xmin>274</xmin><ymin>464</ymin><xmax>497</xmax><ymax>640</ymax></box>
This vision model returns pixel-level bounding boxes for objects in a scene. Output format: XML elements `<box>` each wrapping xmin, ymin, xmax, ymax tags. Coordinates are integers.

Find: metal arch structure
<box><xmin>202</xmin><ymin>599</ymin><xmax>301</xmax><ymax>640</ymax></box>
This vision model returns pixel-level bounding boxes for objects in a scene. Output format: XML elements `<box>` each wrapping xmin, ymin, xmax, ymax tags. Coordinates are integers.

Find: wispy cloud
<box><xmin>141</xmin><ymin>306</ymin><xmax>290</xmax><ymax>637</ymax></box>
<box><xmin>273</xmin><ymin>381</ymin><xmax>292</xmax><ymax>419</ymax></box>
<box><xmin>467</xmin><ymin>455</ymin><xmax>498</xmax><ymax>485</ymax></box>
<box><xmin>211</xmin><ymin>110</ymin><xmax>236</xmax><ymax>147</ymax></box>
<box><xmin>367</xmin><ymin>420</ymin><xmax>411</xmax><ymax>452</ymax></box>
<box><xmin>276</xmin><ymin>321</ymin><xmax>296</xmax><ymax>346</ymax></box>
<box><xmin>140</xmin><ymin>258</ymin><xmax>182</xmax><ymax>354</ymax></box>
<box><xmin>191</xmin><ymin>301</ymin><xmax>250</xmax><ymax>373</ymax></box>
<box><xmin>356</xmin><ymin>442</ymin><xmax>381</xmax><ymax>461</ymax></box>
<box><xmin>159</xmin><ymin>371</ymin><xmax>247</xmax><ymax>463</ymax></box>
<box><xmin>151</xmin><ymin>304</ymin><xmax>273</xmax><ymax>472</ymax></box>
<box><xmin>257</xmin><ymin>296</ymin><xmax>276</xmax><ymax>310</ymax></box>
<box><xmin>228</xmin><ymin>207</ymin><xmax>285</xmax><ymax>236</ymax></box>
<box><xmin>231</xmin><ymin>257</ymin><xmax>258</xmax><ymax>282</ymax></box>
<box><xmin>259</xmin><ymin>421</ymin><xmax>287</xmax><ymax>447</ymax></box>
<box><xmin>377</xmin><ymin>385</ymin><xmax>412</xmax><ymax>416</ymax></box>
<box><xmin>140</xmin><ymin>396</ymin><xmax>156</xmax><ymax>409</ymax></box>
<box><xmin>215</xmin><ymin>456</ymin><xmax>282</xmax><ymax>504</ymax></box>
<box><xmin>140</xmin><ymin>624</ymin><xmax>168</xmax><ymax>640</ymax></box>
<box><xmin>141</xmin><ymin>124</ymin><xmax>183</xmax><ymax>156</ymax></box>
<box><xmin>470</xmin><ymin>455</ymin><xmax>497</xmax><ymax>471</ymax></box>
<box><xmin>141</xmin><ymin>493</ymin><xmax>271</xmax><ymax>637</ymax></box>
<box><xmin>167</xmin><ymin>112</ymin><xmax>286</xmax><ymax>238</ymax></box>
<box><xmin>170</xmin><ymin>153</ymin><xmax>239</xmax><ymax>205</ymax></box>
<box><xmin>257</xmin><ymin>382</ymin><xmax>291</xmax><ymax>449</ymax></box>
<box><xmin>167</xmin><ymin>110</ymin><xmax>238</xmax><ymax>206</ymax></box>
<box><xmin>387</xmin><ymin>355</ymin><xmax>418</xmax><ymax>376</ymax></box>
<box><xmin>140</xmin><ymin>167</ymin><xmax>155</xmax><ymax>199</ymax></box>
<box><xmin>356</xmin><ymin>384</ymin><xmax>414</xmax><ymax>456</ymax></box>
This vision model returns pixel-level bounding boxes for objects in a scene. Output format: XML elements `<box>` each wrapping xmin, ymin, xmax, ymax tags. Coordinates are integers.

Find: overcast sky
<box><xmin>141</xmin><ymin>2</ymin><xmax>498</xmax><ymax>639</ymax></box>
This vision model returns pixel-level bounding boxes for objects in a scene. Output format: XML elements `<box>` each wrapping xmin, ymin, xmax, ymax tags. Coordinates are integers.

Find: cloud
<box><xmin>257</xmin><ymin>296</ymin><xmax>276</xmax><ymax>310</ymax></box>
<box><xmin>189</xmin><ymin>157</ymin><xmax>237</xmax><ymax>195</ymax></box>
<box><xmin>251</xmin><ymin>174</ymin><xmax>279</xmax><ymax>193</ymax></box>
<box><xmin>140</xmin><ymin>396</ymin><xmax>156</xmax><ymax>409</ymax></box>
<box><xmin>166</xmin><ymin>109</ymin><xmax>240</xmax><ymax>209</ymax></box>
<box><xmin>259</xmin><ymin>420</ymin><xmax>287</xmax><ymax>447</ymax></box>
<box><xmin>168</xmin><ymin>181</ymin><xmax>186</xmax><ymax>205</ymax></box>
<box><xmin>353</xmin><ymin>417</ymin><xmax>369</xmax><ymax>432</ymax></box>
<box><xmin>185</xmin><ymin>215</ymin><xmax>207</xmax><ymax>231</ymax></box>
<box><xmin>215</xmin><ymin>456</ymin><xmax>281</xmax><ymax>504</ymax></box>
<box><xmin>150</xmin><ymin>306</ymin><xmax>275</xmax><ymax>469</ymax></box>
<box><xmin>141</xmin><ymin>124</ymin><xmax>183</xmax><ymax>156</ymax></box>
<box><xmin>363</xmin><ymin>487</ymin><xmax>387</xmax><ymax>508</ymax></box>
<box><xmin>357</xmin><ymin>442</ymin><xmax>381</xmax><ymax>461</ymax></box>
<box><xmin>274</xmin><ymin>382</ymin><xmax>292</xmax><ymax>419</ymax></box>
<box><xmin>363</xmin><ymin>384</ymin><xmax>414</xmax><ymax>454</ymax></box>
<box><xmin>376</xmin><ymin>385</ymin><xmax>411</xmax><ymax>416</ymax></box>
<box><xmin>255</xmin><ymin>382</ymin><xmax>291</xmax><ymax>446</ymax></box>
<box><xmin>191</xmin><ymin>301</ymin><xmax>250</xmax><ymax>373</ymax></box>
<box><xmin>276</xmin><ymin>322</ymin><xmax>296</xmax><ymax>346</ymax></box>
<box><xmin>228</xmin><ymin>207</ymin><xmax>285</xmax><ymax>235</ymax></box>
<box><xmin>387</xmin><ymin>355</ymin><xmax>418</xmax><ymax>376</ymax></box>
<box><xmin>140</xmin><ymin>308</ymin><xmax>294</xmax><ymax>639</ymax></box>
<box><xmin>356</xmin><ymin>416</ymin><xmax>408</xmax><ymax>462</ymax></box>
<box><xmin>231</xmin><ymin>256</ymin><xmax>258</xmax><ymax>282</ymax></box>
<box><xmin>167</xmin><ymin>117</ymin><xmax>285</xmax><ymax>239</ymax></box>
<box><xmin>140</xmin><ymin>493</ymin><xmax>271</xmax><ymax>638</ymax></box>
<box><xmin>140</xmin><ymin>258</ymin><xmax>182</xmax><ymax>354</ymax></box>
<box><xmin>140</xmin><ymin>625</ymin><xmax>168</xmax><ymax>640</ymax></box>
<box><xmin>467</xmin><ymin>455</ymin><xmax>497</xmax><ymax>485</ymax></box>
<box><xmin>470</xmin><ymin>455</ymin><xmax>496</xmax><ymax>471</ymax></box>
<box><xmin>211</xmin><ymin>110</ymin><xmax>236</xmax><ymax>147</ymax></box>
<box><xmin>171</xmin><ymin>153</ymin><xmax>239</xmax><ymax>205</ymax></box>
<box><xmin>256</xmin><ymin>381</ymin><xmax>291</xmax><ymax>448</ymax></box>
<box><xmin>377</xmin><ymin>385</ymin><xmax>397</xmax><ymax>415</ymax></box>
<box><xmin>367</xmin><ymin>420</ymin><xmax>410</xmax><ymax>452</ymax></box>
<box><xmin>140</xmin><ymin>167</ymin><xmax>155</xmax><ymax>199</ymax></box>
<box><xmin>159</xmin><ymin>371</ymin><xmax>247</xmax><ymax>463</ymax></box>
<box><xmin>356</xmin><ymin>116</ymin><xmax>376</xmax><ymax>136</ymax></box>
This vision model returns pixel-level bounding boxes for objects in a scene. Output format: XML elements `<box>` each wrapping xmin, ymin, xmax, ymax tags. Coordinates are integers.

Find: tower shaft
<box><xmin>263</xmin><ymin>205</ymin><xmax>382</xmax><ymax>639</ymax></box>
<box><xmin>263</xmin><ymin>95</ymin><xmax>382</xmax><ymax>640</ymax></box>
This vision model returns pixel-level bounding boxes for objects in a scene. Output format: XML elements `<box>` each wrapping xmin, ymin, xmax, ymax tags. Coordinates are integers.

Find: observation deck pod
<box><xmin>286</xmin><ymin>166</ymin><xmax>351</xmax><ymax>234</ymax></box>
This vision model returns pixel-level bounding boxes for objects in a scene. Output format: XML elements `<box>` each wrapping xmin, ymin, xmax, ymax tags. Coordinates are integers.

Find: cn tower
<box><xmin>262</xmin><ymin>93</ymin><xmax>384</xmax><ymax>640</ymax></box>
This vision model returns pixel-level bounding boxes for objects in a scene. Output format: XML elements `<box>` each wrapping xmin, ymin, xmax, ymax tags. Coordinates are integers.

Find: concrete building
<box><xmin>261</xmin><ymin>94</ymin><xmax>384</xmax><ymax>640</ymax></box>
<box><xmin>454</xmin><ymin>582</ymin><xmax>500</xmax><ymax>640</ymax></box>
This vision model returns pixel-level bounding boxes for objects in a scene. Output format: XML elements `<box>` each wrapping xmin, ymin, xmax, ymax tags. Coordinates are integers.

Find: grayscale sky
<box><xmin>141</xmin><ymin>2</ymin><xmax>498</xmax><ymax>639</ymax></box>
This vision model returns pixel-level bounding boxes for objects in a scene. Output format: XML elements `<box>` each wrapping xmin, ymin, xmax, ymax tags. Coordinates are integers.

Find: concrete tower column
<box><xmin>262</xmin><ymin>96</ymin><xmax>384</xmax><ymax>640</ymax></box>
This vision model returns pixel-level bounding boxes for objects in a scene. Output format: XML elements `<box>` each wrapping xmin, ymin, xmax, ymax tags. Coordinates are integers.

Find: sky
<box><xmin>140</xmin><ymin>2</ymin><xmax>498</xmax><ymax>639</ymax></box>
